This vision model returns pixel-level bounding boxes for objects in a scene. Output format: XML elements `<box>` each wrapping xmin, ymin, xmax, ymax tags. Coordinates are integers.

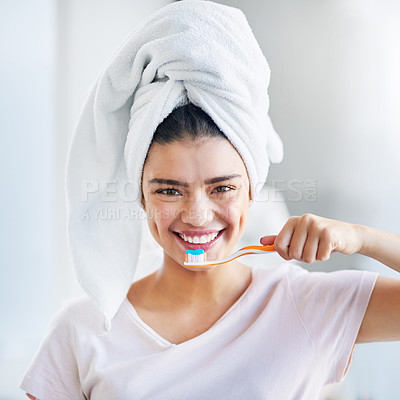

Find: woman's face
<box><xmin>141</xmin><ymin>136</ymin><xmax>251</xmax><ymax>270</ymax></box>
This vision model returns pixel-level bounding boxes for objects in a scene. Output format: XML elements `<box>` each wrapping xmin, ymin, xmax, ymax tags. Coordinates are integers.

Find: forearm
<box><xmin>357</xmin><ymin>224</ymin><xmax>400</xmax><ymax>272</ymax></box>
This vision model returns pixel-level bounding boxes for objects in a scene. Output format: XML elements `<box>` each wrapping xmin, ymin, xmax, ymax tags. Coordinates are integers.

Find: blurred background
<box><xmin>1</xmin><ymin>0</ymin><xmax>399</xmax><ymax>398</ymax></box>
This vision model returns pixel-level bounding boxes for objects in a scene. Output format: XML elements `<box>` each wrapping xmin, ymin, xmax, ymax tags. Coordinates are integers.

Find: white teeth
<box><xmin>179</xmin><ymin>232</ymin><xmax>219</xmax><ymax>244</ymax></box>
<box><xmin>209</xmin><ymin>232</ymin><xmax>218</xmax><ymax>241</ymax></box>
<box><xmin>199</xmin><ymin>235</ymin><xmax>207</xmax><ymax>244</ymax></box>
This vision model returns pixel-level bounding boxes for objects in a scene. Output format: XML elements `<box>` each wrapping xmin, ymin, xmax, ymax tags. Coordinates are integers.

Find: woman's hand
<box><xmin>260</xmin><ymin>213</ymin><xmax>363</xmax><ymax>264</ymax></box>
<box><xmin>261</xmin><ymin>213</ymin><xmax>400</xmax><ymax>270</ymax></box>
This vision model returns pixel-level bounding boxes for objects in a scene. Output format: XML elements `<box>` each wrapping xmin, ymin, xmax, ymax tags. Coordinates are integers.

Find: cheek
<box><xmin>219</xmin><ymin>197</ymin><xmax>249</xmax><ymax>227</ymax></box>
<box><xmin>144</xmin><ymin>198</ymin><xmax>179</xmax><ymax>231</ymax></box>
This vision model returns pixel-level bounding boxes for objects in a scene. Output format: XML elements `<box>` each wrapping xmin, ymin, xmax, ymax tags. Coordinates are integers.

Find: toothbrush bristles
<box><xmin>185</xmin><ymin>249</ymin><xmax>206</xmax><ymax>263</ymax></box>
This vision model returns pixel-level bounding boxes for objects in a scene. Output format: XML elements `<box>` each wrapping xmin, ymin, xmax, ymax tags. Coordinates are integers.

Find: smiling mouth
<box><xmin>174</xmin><ymin>229</ymin><xmax>224</xmax><ymax>247</ymax></box>
<box><xmin>177</xmin><ymin>232</ymin><xmax>218</xmax><ymax>244</ymax></box>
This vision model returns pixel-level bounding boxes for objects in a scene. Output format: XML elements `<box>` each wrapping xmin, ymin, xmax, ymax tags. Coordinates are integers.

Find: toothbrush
<box><xmin>184</xmin><ymin>244</ymin><xmax>275</xmax><ymax>268</ymax></box>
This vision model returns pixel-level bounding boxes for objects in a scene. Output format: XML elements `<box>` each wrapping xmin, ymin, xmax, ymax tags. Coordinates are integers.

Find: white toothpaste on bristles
<box><xmin>184</xmin><ymin>249</ymin><xmax>206</xmax><ymax>264</ymax></box>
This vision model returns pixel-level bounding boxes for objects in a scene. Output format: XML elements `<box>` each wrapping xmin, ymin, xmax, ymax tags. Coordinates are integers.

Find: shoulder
<box><xmin>286</xmin><ymin>265</ymin><xmax>378</xmax><ymax>299</ymax></box>
<box><xmin>251</xmin><ymin>262</ymin><xmax>377</xmax><ymax>299</ymax></box>
<box><xmin>50</xmin><ymin>295</ymin><xmax>107</xmax><ymax>335</ymax></box>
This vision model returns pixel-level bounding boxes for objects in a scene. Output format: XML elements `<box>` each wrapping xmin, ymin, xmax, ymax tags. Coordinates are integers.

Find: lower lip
<box><xmin>174</xmin><ymin>230</ymin><xmax>224</xmax><ymax>252</ymax></box>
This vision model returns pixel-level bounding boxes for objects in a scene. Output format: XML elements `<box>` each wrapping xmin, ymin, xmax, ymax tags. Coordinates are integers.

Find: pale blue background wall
<box><xmin>0</xmin><ymin>0</ymin><xmax>54</xmax><ymax>397</ymax></box>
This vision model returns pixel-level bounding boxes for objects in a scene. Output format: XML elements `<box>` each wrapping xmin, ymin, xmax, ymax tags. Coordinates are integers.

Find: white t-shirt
<box><xmin>21</xmin><ymin>263</ymin><xmax>378</xmax><ymax>400</ymax></box>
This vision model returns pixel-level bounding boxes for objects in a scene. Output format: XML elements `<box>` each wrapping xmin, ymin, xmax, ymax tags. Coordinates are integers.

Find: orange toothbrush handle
<box><xmin>239</xmin><ymin>244</ymin><xmax>275</xmax><ymax>252</ymax></box>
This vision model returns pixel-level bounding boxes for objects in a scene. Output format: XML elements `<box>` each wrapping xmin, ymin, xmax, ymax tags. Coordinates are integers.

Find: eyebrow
<box><xmin>148</xmin><ymin>174</ymin><xmax>242</xmax><ymax>186</ymax></box>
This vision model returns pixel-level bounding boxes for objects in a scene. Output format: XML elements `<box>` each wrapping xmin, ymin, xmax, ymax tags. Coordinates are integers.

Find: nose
<box><xmin>181</xmin><ymin>192</ymin><xmax>214</xmax><ymax>226</ymax></box>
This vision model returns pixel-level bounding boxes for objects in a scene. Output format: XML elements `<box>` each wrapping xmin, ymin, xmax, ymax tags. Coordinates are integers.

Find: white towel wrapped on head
<box><xmin>66</xmin><ymin>0</ymin><xmax>283</xmax><ymax>329</ymax></box>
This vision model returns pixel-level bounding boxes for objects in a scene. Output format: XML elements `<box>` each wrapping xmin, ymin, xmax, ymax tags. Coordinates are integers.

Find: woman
<box><xmin>22</xmin><ymin>2</ymin><xmax>400</xmax><ymax>399</ymax></box>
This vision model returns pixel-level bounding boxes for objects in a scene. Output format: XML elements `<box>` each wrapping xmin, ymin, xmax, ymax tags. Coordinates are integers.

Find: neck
<box><xmin>152</xmin><ymin>253</ymin><xmax>252</xmax><ymax>309</ymax></box>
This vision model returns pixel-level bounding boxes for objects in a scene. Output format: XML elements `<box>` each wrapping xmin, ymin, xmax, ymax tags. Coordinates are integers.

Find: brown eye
<box><xmin>156</xmin><ymin>188</ymin><xmax>181</xmax><ymax>196</ymax></box>
<box><xmin>213</xmin><ymin>185</ymin><xmax>235</xmax><ymax>193</ymax></box>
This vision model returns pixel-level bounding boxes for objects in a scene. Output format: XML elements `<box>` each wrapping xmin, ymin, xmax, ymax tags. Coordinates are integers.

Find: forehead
<box><xmin>143</xmin><ymin>137</ymin><xmax>248</xmax><ymax>181</ymax></box>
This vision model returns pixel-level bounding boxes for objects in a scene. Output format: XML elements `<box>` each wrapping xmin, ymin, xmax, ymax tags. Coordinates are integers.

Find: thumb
<box><xmin>260</xmin><ymin>235</ymin><xmax>277</xmax><ymax>245</ymax></box>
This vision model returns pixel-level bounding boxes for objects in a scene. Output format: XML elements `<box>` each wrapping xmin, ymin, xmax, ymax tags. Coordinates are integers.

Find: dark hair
<box><xmin>151</xmin><ymin>103</ymin><xmax>227</xmax><ymax>145</ymax></box>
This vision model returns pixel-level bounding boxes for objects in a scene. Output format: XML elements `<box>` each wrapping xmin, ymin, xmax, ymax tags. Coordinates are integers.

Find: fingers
<box><xmin>316</xmin><ymin>228</ymin><xmax>334</xmax><ymax>261</ymax></box>
<box><xmin>287</xmin><ymin>217</ymin><xmax>308</xmax><ymax>260</ymax></box>
<box><xmin>260</xmin><ymin>235</ymin><xmax>277</xmax><ymax>245</ymax></box>
<box><xmin>274</xmin><ymin>217</ymin><xmax>297</xmax><ymax>260</ymax></box>
<box><xmin>274</xmin><ymin>214</ymin><xmax>334</xmax><ymax>263</ymax></box>
<box><xmin>302</xmin><ymin>231</ymin><xmax>320</xmax><ymax>263</ymax></box>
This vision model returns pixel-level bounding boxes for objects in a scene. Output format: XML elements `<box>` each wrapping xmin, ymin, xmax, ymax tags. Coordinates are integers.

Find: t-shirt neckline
<box><xmin>123</xmin><ymin>268</ymin><xmax>260</xmax><ymax>347</ymax></box>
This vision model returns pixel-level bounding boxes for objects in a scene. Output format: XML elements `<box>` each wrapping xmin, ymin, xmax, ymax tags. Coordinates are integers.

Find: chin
<box><xmin>181</xmin><ymin>264</ymin><xmax>217</xmax><ymax>272</ymax></box>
